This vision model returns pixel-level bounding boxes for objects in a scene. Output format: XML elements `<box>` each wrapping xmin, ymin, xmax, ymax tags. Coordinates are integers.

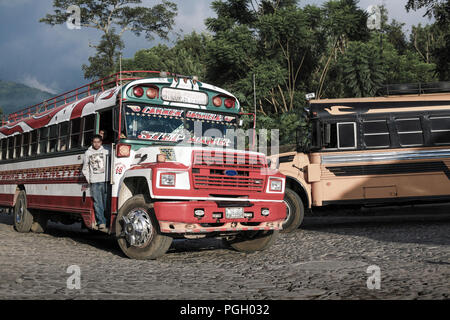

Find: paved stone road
<box><xmin>0</xmin><ymin>204</ymin><xmax>449</xmax><ymax>300</ymax></box>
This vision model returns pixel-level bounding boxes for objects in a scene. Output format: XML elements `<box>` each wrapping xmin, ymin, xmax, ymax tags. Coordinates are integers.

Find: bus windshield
<box><xmin>124</xmin><ymin>105</ymin><xmax>238</xmax><ymax>146</ymax></box>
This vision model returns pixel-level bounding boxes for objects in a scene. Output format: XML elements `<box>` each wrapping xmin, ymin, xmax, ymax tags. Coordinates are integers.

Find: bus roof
<box><xmin>0</xmin><ymin>71</ymin><xmax>241</xmax><ymax>138</ymax></box>
<box><xmin>310</xmin><ymin>93</ymin><xmax>450</xmax><ymax>118</ymax></box>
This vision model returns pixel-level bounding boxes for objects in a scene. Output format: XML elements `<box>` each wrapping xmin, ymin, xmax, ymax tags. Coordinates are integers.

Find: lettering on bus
<box><xmin>137</xmin><ymin>131</ymin><xmax>231</xmax><ymax>147</ymax></box>
<box><xmin>127</xmin><ymin>106</ymin><xmax>184</xmax><ymax>117</ymax></box>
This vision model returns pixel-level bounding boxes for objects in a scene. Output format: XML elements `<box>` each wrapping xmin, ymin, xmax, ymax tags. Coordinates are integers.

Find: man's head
<box><xmin>92</xmin><ymin>134</ymin><xmax>103</xmax><ymax>150</ymax></box>
<box><xmin>99</xmin><ymin>130</ymin><xmax>107</xmax><ymax>139</ymax></box>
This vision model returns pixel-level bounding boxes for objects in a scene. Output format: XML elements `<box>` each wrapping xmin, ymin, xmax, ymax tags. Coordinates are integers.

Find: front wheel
<box><xmin>227</xmin><ymin>230</ymin><xmax>279</xmax><ymax>253</ymax></box>
<box><xmin>115</xmin><ymin>195</ymin><xmax>172</xmax><ymax>260</ymax></box>
<box><xmin>281</xmin><ymin>188</ymin><xmax>305</xmax><ymax>233</ymax></box>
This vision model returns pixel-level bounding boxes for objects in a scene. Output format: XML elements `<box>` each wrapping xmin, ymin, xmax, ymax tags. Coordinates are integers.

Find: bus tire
<box><xmin>30</xmin><ymin>211</ymin><xmax>48</xmax><ymax>234</ymax></box>
<box><xmin>115</xmin><ymin>195</ymin><xmax>172</xmax><ymax>260</ymax></box>
<box><xmin>227</xmin><ymin>230</ymin><xmax>278</xmax><ymax>253</ymax></box>
<box><xmin>13</xmin><ymin>191</ymin><xmax>34</xmax><ymax>233</ymax></box>
<box><xmin>281</xmin><ymin>188</ymin><xmax>304</xmax><ymax>233</ymax></box>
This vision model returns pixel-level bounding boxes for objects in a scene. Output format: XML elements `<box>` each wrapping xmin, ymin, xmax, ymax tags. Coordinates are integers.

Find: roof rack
<box><xmin>3</xmin><ymin>70</ymin><xmax>162</xmax><ymax>125</ymax></box>
<box><xmin>378</xmin><ymin>81</ymin><xmax>450</xmax><ymax>96</ymax></box>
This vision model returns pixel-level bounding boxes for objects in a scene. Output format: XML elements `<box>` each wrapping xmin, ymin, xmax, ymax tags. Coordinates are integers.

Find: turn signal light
<box><xmin>117</xmin><ymin>144</ymin><xmax>131</xmax><ymax>158</ymax></box>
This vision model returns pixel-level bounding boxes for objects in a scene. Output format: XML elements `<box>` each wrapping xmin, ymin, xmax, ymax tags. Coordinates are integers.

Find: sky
<box><xmin>0</xmin><ymin>0</ymin><xmax>432</xmax><ymax>95</ymax></box>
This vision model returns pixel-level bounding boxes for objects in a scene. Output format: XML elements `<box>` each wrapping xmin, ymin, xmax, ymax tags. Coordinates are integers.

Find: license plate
<box><xmin>225</xmin><ymin>207</ymin><xmax>245</xmax><ymax>219</ymax></box>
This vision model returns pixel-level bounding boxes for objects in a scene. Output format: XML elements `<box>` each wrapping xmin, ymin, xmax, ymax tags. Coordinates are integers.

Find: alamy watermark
<box><xmin>66</xmin><ymin>5</ymin><xmax>81</xmax><ymax>30</ymax></box>
<box><xmin>66</xmin><ymin>265</ymin><xmax>81</xmax><ymax>290</ymax></box>
<box><xmin>366</xmin><ymin>265</ymin><xmax>381</xmax><ymax>290</ymax></box>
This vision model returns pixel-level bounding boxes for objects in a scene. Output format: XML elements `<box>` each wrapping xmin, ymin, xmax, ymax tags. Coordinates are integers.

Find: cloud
<box><xmin>0</xmin><ymin>0</ymin><xmax>33</xmax><ymax>7</ymax></box>
<box><xmin>21</xmin><ymin>75</ymin><xmax>59</xmax><ymax>94</ymax></box>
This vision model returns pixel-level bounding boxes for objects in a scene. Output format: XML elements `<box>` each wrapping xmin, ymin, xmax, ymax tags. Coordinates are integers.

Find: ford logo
<box><xmin>225</xmin><ymin>170</ymin><xmax>238</xmax><ymax>177</ymax></box>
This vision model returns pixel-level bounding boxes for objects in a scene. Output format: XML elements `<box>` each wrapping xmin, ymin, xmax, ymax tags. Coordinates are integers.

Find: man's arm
<box><xmin>82</xmin><ymin>152</ymin><xmax>90</xmax><ymax>184</ymax></box>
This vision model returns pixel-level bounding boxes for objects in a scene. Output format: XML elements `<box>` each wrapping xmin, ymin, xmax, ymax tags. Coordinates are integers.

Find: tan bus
<box><xmin>273</xmin><ymin>84</ymin><xmax>450</xmax><ymax>232</ymax></box>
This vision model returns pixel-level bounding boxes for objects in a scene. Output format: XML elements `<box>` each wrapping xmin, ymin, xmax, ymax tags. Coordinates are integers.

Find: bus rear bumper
<box><xmin>153</xmin><ymin>200</ymin><xmax>286</xmax><ymax>234</ymax></box>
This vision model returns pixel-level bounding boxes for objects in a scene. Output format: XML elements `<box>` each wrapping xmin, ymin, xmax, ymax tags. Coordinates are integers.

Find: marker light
<box><xmin>194</xmin><ymin>209</ymin><xmax>205</xmax><ymax>218</ymax></box>
<box><xmin>117</xmin><ymin>144</ymin><xmax>131</xmax><ymax>158</ymax></box>
<box><xmin>224</xmin><ymin>98</ymin><xmax>235</xmax><ymax>109</ymax></box>
<box><xmin>133</xmin><ymin>86</ymin><xmax>144</xmax><ymax>97</ymax></box>
<box><xmin>261</xmin><ymin>209</ymin><xmax>270</xmax><ymax>217</ymax></box>
<box><xmin>213</xmin><ymin>96</ymin><xmax>222</xmax><ymax>107</ymax></box>
<box><xmin>244</xmin><ymin>212</ymin><xmax>254</xmax><ymax>219</ymax></box>
<box><xmin>146</xmin><ymin>87</ymin><xmax>158</xmax><ymax>99</ymax></box>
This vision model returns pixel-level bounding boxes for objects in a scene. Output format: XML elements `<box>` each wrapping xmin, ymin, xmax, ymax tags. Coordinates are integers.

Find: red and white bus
<box><xmin>0</xmin><ymin>71</ymin><xmax>286</xmax><ymax>259</ymax></box>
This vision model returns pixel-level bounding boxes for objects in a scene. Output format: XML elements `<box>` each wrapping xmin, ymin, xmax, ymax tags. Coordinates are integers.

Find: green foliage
<box><xmin>41</xmin><ymin>0</ymin><xmax>177</xmax><ymax>79</ymax></box>
<box><xmin>337</xmin><ymin>40</ymin><xmax>385</xmax><ymax>97</ymax></box>
<box><xmin>406</xmin><ymin>0</ymin><xmax>450</xmax><ymax>80</ymax></box>
<box><xmin>124</xmin><ymin>32</ymin><xmax>210</xmax><ymax>79</ymax></box>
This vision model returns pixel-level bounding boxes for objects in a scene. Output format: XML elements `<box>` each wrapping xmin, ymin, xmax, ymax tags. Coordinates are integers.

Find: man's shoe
<box><xmin>98</xmin><ymin>224</ymin><xmax>108</xmax><ymax>233</ymax></box>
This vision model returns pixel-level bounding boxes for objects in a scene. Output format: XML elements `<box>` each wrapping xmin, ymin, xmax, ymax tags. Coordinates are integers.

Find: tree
<box><xmin>123</xmin><ymin>32</ymin><xmax>210</xmax><ymax>79</ymax></box>
<box><xmin>40</xmin><ymin>0</ymin><xmax>177</xmax><ymax>79</ymax></box>
<box><xmin>406</xmin><ymin>0</ymin><xmax>450</xmax><ymax>80</ymax></box>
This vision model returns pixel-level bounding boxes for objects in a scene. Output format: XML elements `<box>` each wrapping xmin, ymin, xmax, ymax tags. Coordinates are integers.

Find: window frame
<box><xmin>429</xmin><ymin>116</ymin><xmax>450</xmax><ymax>146</ymax></box>
<box><xmin>337</xmin><ymin>122</ymin><xmax>357</xmax><ymax>150</ymax></box>
<box><xmin>395</xmin><ymin>117</ymin><xmax>424</xmax><ymax>147</ymax></box>
<box><xmin>362</xmin><ymin>119</ymin><xmax>391</xmax><ymax>149</ymax></box>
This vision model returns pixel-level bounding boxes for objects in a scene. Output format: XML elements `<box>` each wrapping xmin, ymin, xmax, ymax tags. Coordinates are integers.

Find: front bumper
<box><xmin>153</xmin><ymin>200</ymin><xmax>286</xmax><ymax>234</ymax></box>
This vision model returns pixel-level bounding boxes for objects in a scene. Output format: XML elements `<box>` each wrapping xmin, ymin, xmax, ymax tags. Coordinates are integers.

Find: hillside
<box><xmin>0</xmin><ymin>80</ymin><xmax>54</xmax><ymax>118</ymax></box>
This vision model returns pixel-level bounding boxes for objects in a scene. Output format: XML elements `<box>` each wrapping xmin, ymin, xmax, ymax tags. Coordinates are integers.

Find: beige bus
<box><xmin>273</xmin><ymin>84</ymin><xmax>450</xmax><ymax>232</ymax></box>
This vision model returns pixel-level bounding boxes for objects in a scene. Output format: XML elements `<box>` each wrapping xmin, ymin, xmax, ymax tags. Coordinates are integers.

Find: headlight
<box><xmin>269</xmin><ymin>178</ymin><xmax>283</xmax><ymax>192</ymax></box>
<box><xmin>160</xmin><ymin>173</ymin><xmax>176</xmax><ymax>186</ymax></box>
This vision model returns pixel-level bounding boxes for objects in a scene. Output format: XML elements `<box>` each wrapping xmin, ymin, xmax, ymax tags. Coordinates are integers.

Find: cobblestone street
<box><xmin>1</xmin><ymin>204</ymin><xmax>449</xmax><ymax>300</ymax></box>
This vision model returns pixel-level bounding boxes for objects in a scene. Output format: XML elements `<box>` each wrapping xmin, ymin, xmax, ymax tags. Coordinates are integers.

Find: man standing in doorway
<box><xmin>82</xmin><ymin>134</ymin><xmax>110</xmax><ymax>232</ymax></box>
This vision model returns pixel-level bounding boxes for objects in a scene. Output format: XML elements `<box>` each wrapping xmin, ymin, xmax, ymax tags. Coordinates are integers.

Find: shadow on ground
<box><xmin>300</xmin><ymin>203</ymin><xmax>450</xmax><ymax>246</ymax></box>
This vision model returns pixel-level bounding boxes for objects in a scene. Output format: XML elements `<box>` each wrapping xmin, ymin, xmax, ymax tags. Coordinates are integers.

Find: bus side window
<box><xmin>337</xmin><ymin>123</ymin><xmax>357</xmax><ymax>149</ymax></box>
<box><xmin>7</xmin><ymin>137</ymin><xmax>14</xmax><ymax>160</ymax></box>
<box><xmin>395</xmin><ymin>118</ymin><xmax>423</xmax><ymax>147</ymax></box>
<box><xmin>59</xmin><ymin>122</ymin><xmax>69</xmax><ymax>152</ymax></box>
<box><xmin>14</xmin><ymin>135</ymin><xmax>22</xmax><ymax>159</ymax></box>
<box><xmin>363</xmin><ymin>120</ymin><xmax>391</xmax><ymax>148</ymax></box>
<box><xmin>22</xmin><ymin>132</ymin><xmax>30</xmax><ymax>157</ymax></box>
<box><xmin>30</xmin><ymin>130</ymin><xmax>38</xmax><ymax>156</ymax></box>
<box><xmin>70</xmin><ymin>118</ymin><xmax>82</xmax><ymax>149</ymax></box>
<box><xmin>83</xmin><ymin>114</ymin><xmax>96</xmax><ymax>147</ymax></box>
<box><xmin>49</xmin><ymin>125</ymin><xmax>58</xmax><ymax>153</ymax></box>
<box><xmin>430</xmin><ymin>117</ymin><xmax>450</xmax><ymax>145</ymax></box>
<box><xmin>2</xmin><ymin>139</ymin><xmax>8</xmax><ymax>160</ymax></box>
<box><xmin>323</xmin><ymin>123</ymin><xmax>338</xmax><ymax>149</ymax></box>
<box><xmin>39</xmin><ymin>127</ymin><xmax>49</xmax><ymax>154</ymax></box>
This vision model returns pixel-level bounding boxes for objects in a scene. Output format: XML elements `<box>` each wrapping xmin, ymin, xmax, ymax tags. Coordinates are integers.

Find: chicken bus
<box><xmin>0</xmin><ymin>71</ymin><xmax>287</xmax><ymax>259</ymax></box>
<box><xmin>272</xmin><ymin>83</ymin><xmax>450</xmax><ymax>232</ymax></box>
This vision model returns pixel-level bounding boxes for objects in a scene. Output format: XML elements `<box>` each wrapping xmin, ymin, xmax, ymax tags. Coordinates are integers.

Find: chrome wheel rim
<box><xmin>122</xmin><ymin>208</ymin><xmax>153</xmax><ymax>248</ymax></box>
<box><xmin>283</xmin><ymin>199</ymin><xmax>292</xmax><ymax>224</ymax></box>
